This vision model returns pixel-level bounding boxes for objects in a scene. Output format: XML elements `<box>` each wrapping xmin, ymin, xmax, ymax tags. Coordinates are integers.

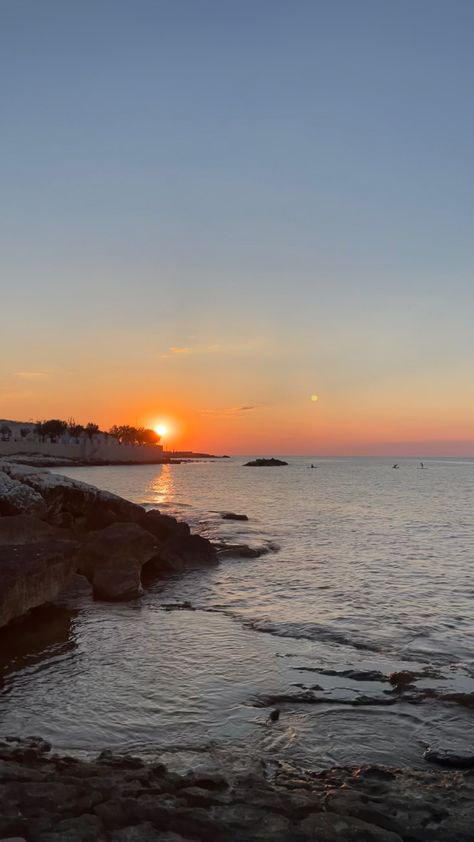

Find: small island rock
<box><xmin>244</xmin><ymin>458</ymin><xmax>288</xmax><ymax>467</ymax></box>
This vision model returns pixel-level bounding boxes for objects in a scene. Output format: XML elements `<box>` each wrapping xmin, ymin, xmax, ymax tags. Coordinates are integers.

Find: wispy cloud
<box><xmin>201</xmin><ymin>405</ymin><xmax>257</xmax><ymax>418</ymax></box>
<box><xmin>161</xmin><ymin>339</ymin><xmax>265</xmax><ymax>361</ymax></box>
<box><xmin>15</xmin><ymin>371</ymin><xmax>49</xmax><ymax>379</ymax></box>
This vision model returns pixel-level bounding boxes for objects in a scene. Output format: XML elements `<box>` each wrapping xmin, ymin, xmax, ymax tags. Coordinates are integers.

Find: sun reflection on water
<box><xmin>148</xmin><ymin>464</ymin><xmax>175</xmax><ymax>507</ymax></box>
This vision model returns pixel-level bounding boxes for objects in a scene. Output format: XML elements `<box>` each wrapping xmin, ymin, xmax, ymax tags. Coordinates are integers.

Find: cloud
<box><xmin>15</xmin><ymin>371</ymin><xmax>49</xmax><ymax>379</ymax></box>
<box><xmin>201</xmin><ymin>405</ymin><xmax>256</xmax><ymax>418</ymax></box>
<box><xmin>169</xmin><ymin>347</ymin><xmax>193</xmax><ymax>355</ymax></box>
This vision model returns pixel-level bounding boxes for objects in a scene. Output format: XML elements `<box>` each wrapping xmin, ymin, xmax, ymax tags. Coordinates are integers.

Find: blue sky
<box><xmin>1</xmin><ymin>0</ymin><xmax>473</xmax><ymax>452</ymax></box>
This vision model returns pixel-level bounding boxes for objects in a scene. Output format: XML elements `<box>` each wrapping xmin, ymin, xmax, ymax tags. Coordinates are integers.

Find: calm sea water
<box><xmin>1</xmin><ymin>456</ymin><xmax>474</xmax><ymax>771</ymax></box>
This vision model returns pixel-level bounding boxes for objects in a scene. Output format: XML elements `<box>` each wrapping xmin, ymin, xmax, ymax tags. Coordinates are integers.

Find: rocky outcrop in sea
<box><xmin>0</xmin><ymin>463</ymin><xmax>216</xmax><ymax>627</ymax></box>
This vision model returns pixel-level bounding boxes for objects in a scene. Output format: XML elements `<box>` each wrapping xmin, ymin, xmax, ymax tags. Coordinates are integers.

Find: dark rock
<box><xmin>299</xmin><ymin>812</ymin><xmax>403</xmax><ymax>840</ymax></box>
<box><xmin>243</xmin><ymin>458</ymin><xmax>288</xmax><ymax>467</ymax></box>
<box><xmin>35</xmin><ymin>813</ymin><xmax>104</xmax><ymax>841</ymax></box>
<box><xmin>0</xmin><ymin>514</ymin><xmax>70</xmax><ymax>545</ymax></box>
<box><xmin>110</xmin><ymin>825</ymin><xmax>185</xmax><ymax>841</ymax></box>
<box><xmin>0</xmin><ymin>541</ymin><xmax>78</xmax><ymax>628</ymax></box>
<box><xmin>215</xmin><ymin>542</ymin><xmax>276</xmax><ymax>559</ymax></box>
<box><xmin>423</xmin><ymin>748</ymin><xmax>474</xmax><ymax>768</ymax></box>
<box><xmin>141</xmin><ymin>511</ymin><xmax>217</xmax><ymax>581</ymax></box>
<box><xmin>77</xmin><ymin>522</ymin><xmax>158</xmax><ymax>601</ymax></box>
<box><xmin>140</xmin><ymin>510</ymin><xmax>190</xmax><ymax>541</ymax></box>
<box><xmin>221</xmin><ymin>512</ymin><xmax>249</xmax><ymax>521</ymax></box>
<box><xmin>180</xmin><ymin>772</ymin><xmax>229</xmax><ymax>792</ymax></box>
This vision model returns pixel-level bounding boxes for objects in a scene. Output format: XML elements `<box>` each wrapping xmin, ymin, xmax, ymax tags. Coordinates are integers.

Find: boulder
<box><xmin>0</xmin><ymin>514</ymin><xmax>69</xmax><ymax>545</ymax></box>
<box><xmin>0</xmin><ymin>541</ymin><xmax>79</xmax><ymax>628</ymax></box>
<box><xmin>77</xmin><ymin>522</ymin><xmax>158</xmax><ymax>601</ymax></box>
<box><xmin>140</xmin><ymin>510</ymin><xmax>217</xmax><ymax>580</ymax></box>
<box><xmin>0</xmin><ymin>471</ymin><xmax>47</xmax><ymax>518</ymax></box>
<box><xmin>0</xmin><ymin>465</ymin><xmax>144</xmax><ymax>531</ymax></box>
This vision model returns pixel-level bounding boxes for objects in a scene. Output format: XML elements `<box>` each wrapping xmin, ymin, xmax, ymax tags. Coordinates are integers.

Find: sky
<box><xmin>1</xmin><ymin>0</ymin><xmax>473</xmax><ymax>455</ymax></box>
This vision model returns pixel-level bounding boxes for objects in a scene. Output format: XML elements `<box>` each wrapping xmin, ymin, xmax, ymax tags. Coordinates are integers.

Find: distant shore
<box><xmin>0</xmin><ymin>452</ymin><xmax>227</xmax><ymax>469</ymax></box>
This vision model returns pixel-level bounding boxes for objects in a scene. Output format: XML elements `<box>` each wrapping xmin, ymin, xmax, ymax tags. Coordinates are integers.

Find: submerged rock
<box><xmin>221</xmin><ymin>512</ymin><xmax>249</xmax><ymax>521</ymax></box>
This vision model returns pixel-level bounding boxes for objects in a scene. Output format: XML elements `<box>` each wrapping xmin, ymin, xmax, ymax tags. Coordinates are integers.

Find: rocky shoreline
<box><xmin>1</xmin><ymin>736</ymin><xmax>474</xmax><ymax>841</ymax></box>
<box><xmin>1</xmin><ymin>464</ymin><xmax>473</xmax><ymax>840</ymax></box>
<box><xmin>0</xmin><ymin>462</ymin><xmax>218</xmax><ymax>627</ymax></box>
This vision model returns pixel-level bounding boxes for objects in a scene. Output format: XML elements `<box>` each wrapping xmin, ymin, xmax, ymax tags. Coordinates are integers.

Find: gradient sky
<box><xmin>1</xmin><ymin>0</ymin><xmax>473</xmax><ymax>454</ymax></box>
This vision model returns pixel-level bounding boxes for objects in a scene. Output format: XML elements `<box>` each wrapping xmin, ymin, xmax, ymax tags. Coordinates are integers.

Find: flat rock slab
<box><xmin>2</xmin><ymin>739</ymin><xmax>474</xmax><ymax>841</ymax></box>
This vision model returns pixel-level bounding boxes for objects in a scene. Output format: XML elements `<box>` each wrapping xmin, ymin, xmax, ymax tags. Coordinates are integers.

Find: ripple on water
<box><xmin>1</xmin><ymin>456</ymin><xmax>474</xmax><ymax>767</ymax></box>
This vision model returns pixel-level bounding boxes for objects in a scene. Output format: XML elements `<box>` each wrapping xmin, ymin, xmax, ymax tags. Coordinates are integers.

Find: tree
<box><xmin>20</xmin><ymin>428</ymin><xmax>30</xmax><ymax>438</ymax></box>
<box><xmin>85</xmin><ymin>422</ymin><xmax>99</xmax><ymax>440</ymax></box>
<box><xmin>0</xmin><ymin>424</ymin><xmax>12</xmax><ymax>441</ymax></box>
<box><xmin>36</xmin><ymin>419</ymin><xmax>67</xmax><ymax>442</ymax></box>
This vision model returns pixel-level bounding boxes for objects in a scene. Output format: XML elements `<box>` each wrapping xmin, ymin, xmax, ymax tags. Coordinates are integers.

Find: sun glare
<box><xmin>155</xmin><ymin>424</ymin><xmax>168</xmax><ymax>438</ymax></box>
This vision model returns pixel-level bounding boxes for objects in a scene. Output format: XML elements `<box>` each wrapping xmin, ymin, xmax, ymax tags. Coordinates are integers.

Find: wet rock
<box><xmin>142</xmin><ymin>511</ymin><xmax>217</xmax><ymax>579</ymax></box>
<box><xmin>215</xmin><ymin>543</ymin><xmax>274</xmax><ymax>559</ymax></box>
<box><xmin>423</xmin><ymin>748</ymin><xmax>474</xmax><ymax>768</ymax></box>
<box><xmin>299</xmin><ymin>812</ymin><xmax>403</xmax><ymax>841</ymax></box>
<box><xmin>0</xmin><ymin>541</ymin><xmax>78</xmax><ymax>628</ymax></box>
<box><xmin>160</xmin><ymin>601</ymin><xmax>196</xmax><ymax>612</ymax></box>
<box><xmin>221</xmin><ymin>512</ymin><xmax>249</xmax><ymax>521</ymax></box>
<box><xmin>77</xmin><ymin>522</ymin><xmax>158</xmax><ymax>601</ymax></box>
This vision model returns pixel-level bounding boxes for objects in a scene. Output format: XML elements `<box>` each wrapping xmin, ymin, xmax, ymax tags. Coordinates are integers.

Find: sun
<box><xmin>155</xmin><ymin>424</ymin><xmax>167</xmax><ymax>438</ymax></box>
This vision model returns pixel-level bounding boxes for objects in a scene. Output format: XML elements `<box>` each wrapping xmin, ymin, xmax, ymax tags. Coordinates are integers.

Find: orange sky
<box><xmin>1</xmin><ymin>3</ymin><xmax>473</xmax><ymax>457</ymax></box>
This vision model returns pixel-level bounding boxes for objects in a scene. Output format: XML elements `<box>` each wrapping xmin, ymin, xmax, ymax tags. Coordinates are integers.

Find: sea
<box><xmin>1</xmin><ymin>456</ymin><xmax>474</xmax><ymax>772</ymax></box>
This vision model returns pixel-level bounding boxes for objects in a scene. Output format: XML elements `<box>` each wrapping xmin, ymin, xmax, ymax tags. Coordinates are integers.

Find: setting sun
<box><xmin>155</xmin><ymin>424</ymin><xmax>168</xmax><ymax>438</ymax></box>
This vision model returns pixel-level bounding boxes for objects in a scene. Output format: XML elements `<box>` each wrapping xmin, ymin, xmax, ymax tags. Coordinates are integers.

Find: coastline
<box><xmin>1</xmin><ymin>464</ymin><xmax>473</xmax><ymax>840</ymax></box>
<box><xmin>1</xmin><ymin>736</ymin><xmax>473</xmax><ymax>840</ymax></box>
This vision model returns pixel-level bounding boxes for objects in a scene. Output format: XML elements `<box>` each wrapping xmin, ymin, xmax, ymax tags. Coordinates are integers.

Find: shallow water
<box><xmin>1</xmin><ymin>456</ymin><xmax>474</xmax><ymax>770</ymax></box>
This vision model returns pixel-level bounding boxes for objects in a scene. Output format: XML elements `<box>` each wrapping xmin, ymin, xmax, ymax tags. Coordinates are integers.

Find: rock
<box><xmin>299</xmin><ymin>812</ymin><xmax>403</xmax><ymax>841</ymax></box>
<box><xmin>77</xmin><ymin>523</ymin><xmax>158</xmax><ymax>601</ymax></box>
<box><xmin>140</xmin><ymin>510</ymin><xmax>217</xmax><ymax>580</ymax></box>
<box><xmin>0</xmin><ymin>541</ymin><xmax>78</xmax><ymax>628</ymax></box>
<box><xmin>221</xmin><ymin>512</ymin><xmax>249</xmax><ymax>521</ymax></box>
<box><xmin>1</xmin><ymin>464</ymin><xmax>144</xmax><ymax>531</ymax></box>
<box><xmin>110</xmin><ymin>825</ymin><xmax>180</xmax><ymax>841</ymax></box>
<box><xmin>35</xmin><ymin>813</ymin><xmax>104</xmax><ymax>841</ymax></box>
<box><xmin>243</xmin><ymin>458</ymin><xmax>288</xmax><ymax>467</ymax></box>
<box><xmin>0</xmin><ymin>514</ymin><xmax>69</xmax><ymax>545</ymax></box>
<box><xmin>140</xmin><ymin>511</ymin><xmax>190</xmax><ymax>542</ymax></box>
<box><xmin>0</xmin><ymin>470</ymin><xmax>47</xmax><ymax>517</ymax></box>
<box><xmin>423</xmin><ymin>748</ymin><xmax>474</xmax><ymax>768</ymax></box>
<box><xmin>215</xmin><ymin>543</ymin><xmax>274</xmax><ymax>559</ymax></box>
